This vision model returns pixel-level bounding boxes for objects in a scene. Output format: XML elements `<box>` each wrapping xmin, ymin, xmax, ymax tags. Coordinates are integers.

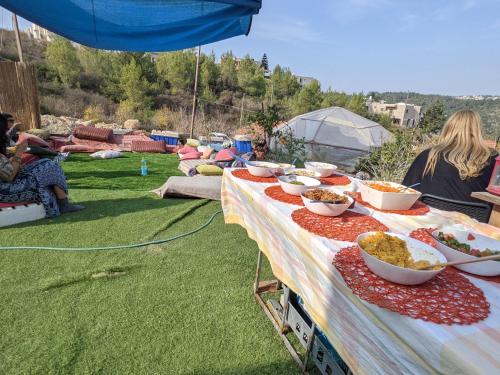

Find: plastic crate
<box><xmin>235</xmin><ymin>140</ymin><xmax>252</xmax><ymax>154</ymax></box>
<box><xmin>311</xmin><ymin>337</ymin><xmax>348</xmax><ymax>375</ymax></box>
<box><xmin>150</xmin><ymin>134</ymin><xmax>179</xmax><ymax>146</ymax></box>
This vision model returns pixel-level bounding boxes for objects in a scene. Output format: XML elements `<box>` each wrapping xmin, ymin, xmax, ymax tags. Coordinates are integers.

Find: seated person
<box><xmin>0</xmin><ymin>113</ymin><xmax>84</xmax><ymax>217</ymax></box>
<box><xmin>1</xmin><ymin>112</ymin><xmax>68</xmax><ymax>164</ymax></box>
<box><xmin>403</xmin><ymin>110</ymin><xmax>497</xmax><ymax>203</ymax></box>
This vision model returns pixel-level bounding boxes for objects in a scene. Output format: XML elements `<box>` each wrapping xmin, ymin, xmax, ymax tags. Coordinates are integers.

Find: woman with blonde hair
<box><xmin>403</xmin><ymin>110</ymin><xmax>497</xmax><ymax>203</ymax></box>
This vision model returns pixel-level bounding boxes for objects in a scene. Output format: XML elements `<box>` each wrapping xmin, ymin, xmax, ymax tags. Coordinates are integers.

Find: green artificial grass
<box><xmin>0</xmin><ymin>154</ymin><xmax>300</xmax><ymax>374</ymax></box>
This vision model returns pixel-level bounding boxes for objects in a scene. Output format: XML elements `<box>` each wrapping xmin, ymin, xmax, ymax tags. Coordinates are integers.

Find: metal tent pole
<box><xmin>12</xmin><ymin>13</ymin><xmax>24</xmax><ymax>63</ymax></box>
<box><xmin>189</xmin><ymin>45</ymin><xmax>201</xmax><ymax>139</ymax></box>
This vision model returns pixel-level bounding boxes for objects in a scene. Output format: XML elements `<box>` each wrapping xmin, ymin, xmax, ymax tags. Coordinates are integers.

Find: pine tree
<box><xmin>260</xmin><ymin>53</ymin><xmax>269</xmax><ymax>71</ymax></box>
<box><xmin>421</xmin><ymin>100</ymin><xmax>446</xmax><ymax>133</ymax></box>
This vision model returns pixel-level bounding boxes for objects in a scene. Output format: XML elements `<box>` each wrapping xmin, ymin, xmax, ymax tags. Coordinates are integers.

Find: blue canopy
<box><xmin>0</xmin><ymin>0</ymin><xmax>261</xmax><ymax>51</ymax></box>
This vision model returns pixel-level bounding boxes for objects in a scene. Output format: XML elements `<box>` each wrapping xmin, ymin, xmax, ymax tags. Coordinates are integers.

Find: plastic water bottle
<box><xmin>141</xmin><ymin>158</ymin><xmax>148</xmax><ymax>176</ymax></box>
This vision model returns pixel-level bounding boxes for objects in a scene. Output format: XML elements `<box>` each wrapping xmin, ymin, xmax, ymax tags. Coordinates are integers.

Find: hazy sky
<box><xmin>3</xmin><ymin>0</ymin><xmax>500</xmax><ymax>95</ymax></box>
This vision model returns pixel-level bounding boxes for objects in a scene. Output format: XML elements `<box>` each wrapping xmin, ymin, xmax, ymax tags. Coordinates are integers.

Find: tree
<box><xmin>269</xmin><ymin>65</ymin><xmax>300</xmax><ymax>101</ymax></box>
<box><xmin>237</xmin><ymin>55</ymin><xmax>266</xmax><ymax>98</ymax></box>
<box><xmin>119</xmin><ymin>58</ymin><xmax>153</xmax><ymax>117</ymax></box>
<box><xmin>322</xmin><ymin>89</ymin><xmax>349</xmax><ymax>108</ymax></box>
<box><xmin>156</xmin><ymin>50</ymin><xmax>196</xmax><ymax>92</ymax></box>
<box><xmin>219</xmin><ymin>51</ymin><xmax>238</xmax><ymax>91</ymax></box>
<box><xmin>421</xmin><ymin>100</ymin><xmax>446</xmax><ymax>133</ymax></box>
<box><xmin>289</xmin><ymin>80</ymin><xmax>323</xmax><ymax>116</ymax></box>
<box><xmin>200</xmin><ymin>52</ymin><xmax>220</xmax><ymax>95</ymax></box>
<box><xmin>346</xmin><ymin>93</ymin><xmax>368</xmax><ymax>117</ymax></box>
<box><xmin>45</xmin><ymin>38</ymin><xmax>82</xmax><ymax>87</ymax></box>
<box><xmin>260</xmin><ymin>53</ymin><xmax>269</xmax><ymax>71</ymax></box>
<box><xmin>247</xmin><ymin>105</ymin><xmax>281</xmax><ymax>147</ymax></box>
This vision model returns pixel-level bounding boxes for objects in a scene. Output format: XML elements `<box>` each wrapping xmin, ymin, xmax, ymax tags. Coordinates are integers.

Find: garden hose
<box><xmin>0</xmin><ymin>209</ymin><xmax>222</xmax><ymax>252</ymax></box>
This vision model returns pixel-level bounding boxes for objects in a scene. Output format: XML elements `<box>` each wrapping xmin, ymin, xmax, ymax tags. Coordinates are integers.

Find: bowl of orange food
<box><xmin>359</xmin><ymin>181</ymin><xmax>421</xmax><ymax>210</ymax></box>
<box><xmin>357</xmin><ymin>232</ymin><xmax>446</xmax><ymax>285</ymax></box>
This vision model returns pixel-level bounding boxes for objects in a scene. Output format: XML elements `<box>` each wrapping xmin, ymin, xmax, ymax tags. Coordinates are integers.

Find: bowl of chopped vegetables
<box><xmin>359</xmin><ymin>181</ymin><xmax>421</xmax><ymax>211</ymax></box>
<box><xmin>357</xmin><ymin>232</ymin><xmax>446</xmax><ymax>285</ymax></box>
<box><xmin>301</xmin><ymin>188</ymin><xmax>353</xmax><ymax>216</ymax></box>
<box><xmin>432</xmin><ymin>227</ymin><xmax>500</xmax><ymax>276</ymax></box>
<box><xmin>278</xmin><ymin>175</ymin><xmax>321</xmax><ymax>196</ymax></box>
<box><xmin>304</xmin><ymin>161</ymin><xmax>338</xmax><ymax>177</ymax></box>
<box><xmin>286</xmin><ymin>168</ymin><xmax>322</xmax><ymax>179</ymax></box>
<box><xmin>247</xmin><ymin>161</ymin><xmax>280</xmax><ymax>177</ymax></box>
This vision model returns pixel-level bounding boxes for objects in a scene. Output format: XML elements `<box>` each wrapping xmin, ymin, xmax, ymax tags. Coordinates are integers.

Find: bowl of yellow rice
<box><xmin>356</xmin><ymin>232</ymin><xmax>446</xmax><ymax>285</ymax></box>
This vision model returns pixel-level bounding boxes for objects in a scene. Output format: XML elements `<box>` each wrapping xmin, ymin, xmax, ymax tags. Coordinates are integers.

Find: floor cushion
<box><xmin>74</xmin><ymin>126</ymin><xmax>113</xmax><ymax>142</ymax></box>
<box><xmin>131</xmin><ymin>140</ymin><xmax>166</xmax><ymax>153</ymax></box>
<box><xmin>178</xmin><ymin>159</ymin><xmax>212</xmax><ymax>175</ymax></box>
<box><xmin>186</xmin><ymin>138</ymin><xmax>200</xmax><ymax>147</ymax></box>
<box><xmin>17</xmin><ymin>132</ymin><xmax>50</xmax><ymax>148</ymax></box>
<box><xmin>152</xmin><ymin>176</ymin><xmax>222</xmax><ymax>201</ymax></box>
<box><xmin>214</xmin><ymin>147</ymin><xmax>237</xmax><ymax>162</ymax></box>
<box><xmin>196</xmin><ymin>164</ymin><xmax>223</xmax><ymax>176</ymax></box>
<box><xmin>60</xmin><ymin>144</ymin><xmax>93</xmax><ymax>153</ymax></box>
<box><xmin>178</xmin><ymin>146</ymin><xmax>197</xmax><ymax>155</ymax></box>
<box><xmin>180</xmin><ymin>151</ymin><xmax>202</xmax><ymax>160</ymax></box>
<box><xmin>200</xmin><ymin>148</ymin><xmax>214</xmax><ymax>159</ymax></box>
<box><xmin>0</xmin><ymin>202</ymin><xmax>46</xmax><ymax>228</ymax></box>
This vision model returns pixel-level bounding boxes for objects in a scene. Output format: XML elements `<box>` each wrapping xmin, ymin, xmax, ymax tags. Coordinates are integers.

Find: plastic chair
<box><xmin>420</xmin><ymin>194</ymin><xmax>492</xmax><ymax>223</ymax></box>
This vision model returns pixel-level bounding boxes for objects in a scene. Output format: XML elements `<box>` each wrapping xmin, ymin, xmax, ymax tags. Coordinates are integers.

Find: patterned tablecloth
<box><xmin>221</xmin><ymin>169</ymin><xmax>500</xmax><ymax>375</ymax></box>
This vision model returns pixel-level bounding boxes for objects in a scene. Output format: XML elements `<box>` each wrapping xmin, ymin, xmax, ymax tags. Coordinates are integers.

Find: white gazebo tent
<box><xmin>273</xmin><ymin>106</ymin><xmax>393</xmax><ymax>170</ymax></box>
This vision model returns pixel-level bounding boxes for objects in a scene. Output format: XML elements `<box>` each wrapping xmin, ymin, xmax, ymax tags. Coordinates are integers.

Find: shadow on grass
<box><xmin>191</xmin><ymin>360</ymin><xmax>302</xmax><ymax>375</ymax></box>
<box><xmin>7</xmin><ymin>196</ymin><xmax>192</xmax><ymax>228</ymax></box>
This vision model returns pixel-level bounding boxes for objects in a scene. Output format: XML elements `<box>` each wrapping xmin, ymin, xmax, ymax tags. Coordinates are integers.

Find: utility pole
<box><xmin>189</xmin><ymin>45</ymin><xmax>201</xmax><ymax>139</ymax></box>
<box><xmin>12</xmin><ymin>13</ymin><xmax>24</xmax><ymax>63</ymax></box>
<box><xmin>239</xmin><ymin>94</ymin><xmax>245</xmax><ymax>127</ymax></box>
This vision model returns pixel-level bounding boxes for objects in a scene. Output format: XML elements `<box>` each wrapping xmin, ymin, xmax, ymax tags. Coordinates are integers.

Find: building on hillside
<box><xmin>27</xmin><ymin>24</ymin><xmax>55</xmax><ymax>42</ymax></box>
<box><xmin>295</xmin><ymin>75</ymin><xmax>315</xmax><ymax>87</ymax></box>
<box><xmin>367</xmin><ymin>99</ymin><xmax>422</xmax><ymax>128</ymax></box>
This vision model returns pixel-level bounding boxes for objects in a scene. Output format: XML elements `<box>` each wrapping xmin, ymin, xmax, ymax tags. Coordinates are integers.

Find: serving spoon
<box><xmin>415</xmin><ymin>253</ymin><xmax>500</xmax><ymax>270</ymax></box>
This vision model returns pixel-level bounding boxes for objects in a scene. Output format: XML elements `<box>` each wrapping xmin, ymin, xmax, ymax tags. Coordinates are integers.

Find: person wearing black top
<box><xmin>403</xmin><ymin>110</ymin><xmax>496</xmax><ymax>204</ymax></box>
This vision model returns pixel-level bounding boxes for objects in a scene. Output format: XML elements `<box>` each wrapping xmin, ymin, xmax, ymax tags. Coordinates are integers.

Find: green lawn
<box><xmin>0</xmin><ymin>154</ymin><xmax>300</xmax><ymax>374</ymax></box>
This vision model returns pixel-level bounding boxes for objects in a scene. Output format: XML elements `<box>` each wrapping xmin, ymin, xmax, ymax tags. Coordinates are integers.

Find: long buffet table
<box><xmin>221</xmin><ymin>169</ymin><xmax>500</xmax><ymax>375</ymax></box>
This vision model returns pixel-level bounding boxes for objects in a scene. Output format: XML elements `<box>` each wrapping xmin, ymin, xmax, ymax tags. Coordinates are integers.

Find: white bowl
<box><xmin>304</xmin><ymin>161</ymin><xmax>338</xmax><ymax>177</ymax></box>
<box><xmin>286</xmin><ymin>168</ymin><xmax>322</xmax><ymax>179</ymax></box>
<box><xmin>359</xmin><ymin>181</ymin><xmax>421</xmax><ymax>210</ymax></box>
<box><xmin>432</xmin><ymin>227</ymin><xmax>500</xmax><ymax>276</ymax></box>
<box><xmin>276</xmin><ymin>163</ymin><xmax>296</xmax><ymax>175</ymax></box>
<box><xmin>357</xmin><ymin>232</ymin><xmax>446</xmax><ymax>285</ymax></box>
<box><xmin>247</xmin><ymin>162</ymin><xmax>280</xmax><ymax>177</ymax></box>
<box><xmin>278</xmin><ymin>175</ymin><xmax>321</xmax><ymax>196</ymax></box>
<box><xmin>301</xmin><ymin>190</ymin><xmax>352</xmax><ymax>216</ymax></box>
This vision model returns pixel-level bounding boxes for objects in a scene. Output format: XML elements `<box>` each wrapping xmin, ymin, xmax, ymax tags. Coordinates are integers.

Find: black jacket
<box><xmin>402</xmin><ymin>149</ymin><xmax>496</xmax><ymax>203</ymax></box>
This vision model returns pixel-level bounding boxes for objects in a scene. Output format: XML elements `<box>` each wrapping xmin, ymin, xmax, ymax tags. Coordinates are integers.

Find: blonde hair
<box><xmin>424</xmin><ymin>110</ymin><xmax>491</xmax><ymax>180</ymax></box>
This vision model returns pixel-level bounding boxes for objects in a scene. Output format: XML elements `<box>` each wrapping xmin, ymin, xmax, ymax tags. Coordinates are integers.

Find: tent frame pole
<box><xmin>189</xmin><ymin>45</ymin><xmax>201</xmax><ymax>139</ymax></box>
<box><xmin>12</xmin><ymin>13</ymin><xmax>24</xmax><ymax>63</ymax></box>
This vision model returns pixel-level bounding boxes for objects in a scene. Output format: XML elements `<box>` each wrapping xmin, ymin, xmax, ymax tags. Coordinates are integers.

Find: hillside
<box><xmin>375</xmin><ymin>92</ymin><xmax>500</xmax><ymax>137</ymax></box>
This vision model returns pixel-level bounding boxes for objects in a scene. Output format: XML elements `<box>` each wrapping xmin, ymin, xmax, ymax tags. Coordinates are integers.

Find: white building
<box><xmin>295</xmin><ymin>75</ymin><xmax>315</xmax><ymax>87</ymax></box>
<box><xmin>367</xmin><ymin>99</ymin><xmax>422</xmax><ymax>128</ymax></box>
<box><xmin>27</xmin><ymin>24</ymin><xmax>54</xmax><ymax>42</ymax></box>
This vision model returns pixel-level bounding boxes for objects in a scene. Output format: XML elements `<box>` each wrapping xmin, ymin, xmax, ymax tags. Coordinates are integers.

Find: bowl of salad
<box><xmin>432</xmin><ymin>226</ymin><xmax>500</xmax><ymax>276</ymax></box>
<box><xmin>278</xmin><ymin>175</ymin><xmax>321</xmax><ymax>196</ymax></box>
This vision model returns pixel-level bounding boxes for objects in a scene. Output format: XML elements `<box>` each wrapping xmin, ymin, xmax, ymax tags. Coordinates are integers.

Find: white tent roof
<box><xmin>277</xmin><ymin>106</ymin><xmax>393</xmax><ymax>152</ymax></box>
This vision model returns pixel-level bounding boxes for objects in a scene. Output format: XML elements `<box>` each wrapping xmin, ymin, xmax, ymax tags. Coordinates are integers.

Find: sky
<box><xmin>2</xmin><ymin>0</ymin><xmax>500</xmax><ymax>96</ymax></box>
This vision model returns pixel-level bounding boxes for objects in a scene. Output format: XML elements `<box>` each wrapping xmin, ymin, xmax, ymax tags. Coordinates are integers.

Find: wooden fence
<box><xmin>0</xmin><ymin>62</ymin><xmax>41</xmax><ymax>130</ymax></box>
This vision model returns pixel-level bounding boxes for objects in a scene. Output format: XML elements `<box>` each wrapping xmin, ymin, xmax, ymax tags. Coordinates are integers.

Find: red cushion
<box><xmin>131</xmin><ymin>140</ymin><xmax>166</xmax><ymax>153</ymax></box>
<box><xmin>214</xmin><ymin>147</ymin><xmax>237</xmax><ymax>162</ymax></box>
<box><xmin>0</xmin><ymin>202</ymin><xmax>32</xmax><ymax>209</ymax></box>
<box><xmin>180</xmin><ymin>151</ymin><xmax>202</xmax><ymax>160</ymax></box>
<box><xmin>178</xmin><ymin>146</ymin><xmax>197</xmax><ymax>155</ymax></box>
<box><xmin>17</xmin><ymin>132</ymin><xmax>49</xmax><ymax>148</ymax></box>
<box><xmin>21</xmin><ymin>153</ymin><xmax>39</xmax><ymax>166</ymax></box>
<box><xmin>74</xmin><ymin>126</ymin><xmax>113</xmax><ymax>142</ymax></box>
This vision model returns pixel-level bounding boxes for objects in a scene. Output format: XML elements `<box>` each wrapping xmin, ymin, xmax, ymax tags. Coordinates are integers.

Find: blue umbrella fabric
<box><xmin>0</xmin><ymin>0</ymin><xmax>262</xmax><ymax>51</ymax></box>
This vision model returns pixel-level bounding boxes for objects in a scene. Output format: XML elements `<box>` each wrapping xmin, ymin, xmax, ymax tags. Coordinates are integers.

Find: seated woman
<box><xmin>0</xmin><ymin>114</ymin><xmax>84</xmax><ymax>217</ymax></box>
<box><xmin>403</xmin><ymin>110</ymin><xmax>497</xmax><ymax>203</ymax></box>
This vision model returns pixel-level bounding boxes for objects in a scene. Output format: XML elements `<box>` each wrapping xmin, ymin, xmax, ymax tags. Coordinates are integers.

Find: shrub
<box><xmin>115</xmin><ymin>100</ymin><xmax>137</xmax><ymax>124</ymax></box>
<box><xmin>356</xmin><ymin>132</ymin><xmax>416</xmax><ymax>183</ymax></box>
<box><xmin>150</xmin><ymin>107</ymin><xmax>174</xmax><ymax>130</ymax></box>
<box><xmin>83</xmin><ymin>104</ymin><xmax>105</xmax><ymax>123</ymax></box>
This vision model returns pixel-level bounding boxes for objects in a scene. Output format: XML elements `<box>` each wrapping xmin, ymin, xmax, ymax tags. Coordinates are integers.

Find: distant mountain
<box><xmin>373</xmin><ymin>92</ymin><xmax>499</xmax><ymax>137</ymax></box>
